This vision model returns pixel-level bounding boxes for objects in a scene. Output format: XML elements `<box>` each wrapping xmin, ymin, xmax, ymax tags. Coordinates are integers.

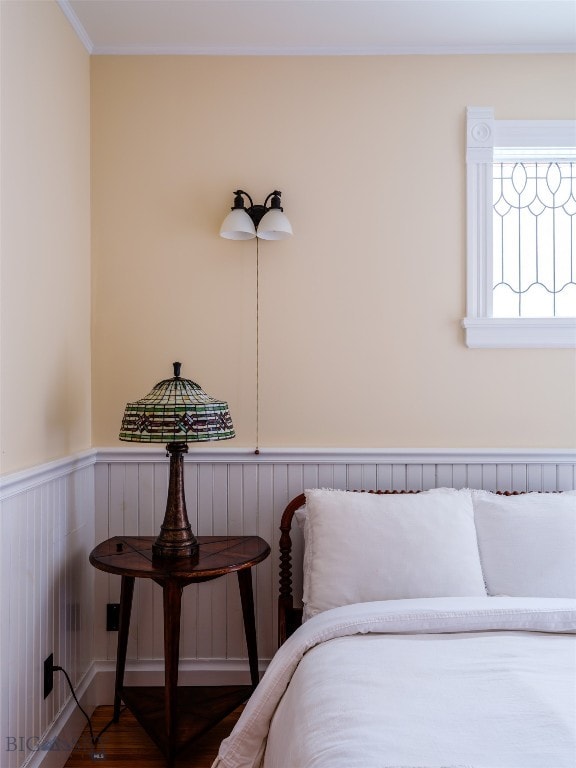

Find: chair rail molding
<box><xmin>95</xmin><ymin>446</ymin><xmax>576</xmax><ymax>466</ymax></box>
<box><xmin>0</xmin><ymin>449</ymin><xmax>97</xmax><ymax>499</ymax></box>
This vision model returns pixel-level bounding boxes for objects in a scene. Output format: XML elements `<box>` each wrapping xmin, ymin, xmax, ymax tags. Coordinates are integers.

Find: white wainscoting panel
<box><xmin>0</xmin><ymin>454</ymin><xmax>96</xmax><ymax>768</ymax></box>
<box><xmin>1</xmin><ymin>447</ymin><xmax>573</xmax><ymax>768</ymax></box>
<box><xmin>93</xmin><ymin>448</ymin><xmax>576</xmax><ymax>674</ymax></box>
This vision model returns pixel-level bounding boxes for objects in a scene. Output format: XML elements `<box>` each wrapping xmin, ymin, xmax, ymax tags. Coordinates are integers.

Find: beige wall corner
<box><xmin>1</xmin><ymin>0</ymin><xmax>92</xmax><ymax>474</ymax></box>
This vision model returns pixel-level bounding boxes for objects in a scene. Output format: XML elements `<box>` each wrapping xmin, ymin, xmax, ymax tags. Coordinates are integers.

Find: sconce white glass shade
<box><xmin>256</xmin><ymin>209</ymin><xmax>293</xmax><ymax>240</ymax></box>
<box><xmin>220</xmin><ymin>208</ymin><xmax>256</xmax><ymax>240</ymax></box>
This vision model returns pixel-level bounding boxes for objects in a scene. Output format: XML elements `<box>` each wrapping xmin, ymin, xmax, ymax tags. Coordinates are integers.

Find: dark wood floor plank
<box><xmin>64</xmin><ymin>705</ymin><xmax>242</xmax><ymax>767</ymax></box>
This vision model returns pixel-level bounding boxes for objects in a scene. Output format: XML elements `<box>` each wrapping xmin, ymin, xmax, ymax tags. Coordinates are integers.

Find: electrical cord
<box><xmin>54</xmin><ymin>665</ymin><xmax>125</xmax><ymax>750</ymax></box>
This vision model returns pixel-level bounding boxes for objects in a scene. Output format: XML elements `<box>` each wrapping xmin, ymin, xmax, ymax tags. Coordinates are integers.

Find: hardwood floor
<box><xmin>64</xmin><ymin>704</ymin><xmax>243</xmax><ymax>767</ymax></box>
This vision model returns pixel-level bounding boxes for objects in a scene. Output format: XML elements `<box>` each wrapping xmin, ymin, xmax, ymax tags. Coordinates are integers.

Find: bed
<box><xmin>213</xmin><ymin>487</ymin><xmax>576</xmax><ymax>768</ymax></box>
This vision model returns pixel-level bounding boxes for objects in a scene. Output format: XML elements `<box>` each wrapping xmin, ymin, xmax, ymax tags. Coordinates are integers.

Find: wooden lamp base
<box><xmin>152</xmin><ymin>442</ymin><xmax>199</xmax><ymax>561</ymax></box>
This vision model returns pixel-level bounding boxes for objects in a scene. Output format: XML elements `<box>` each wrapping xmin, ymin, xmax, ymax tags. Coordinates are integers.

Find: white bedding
<box><xmin>213</xmin><ymin>598</ymin><xmax>576</xmax><ymax>768</ymax></box>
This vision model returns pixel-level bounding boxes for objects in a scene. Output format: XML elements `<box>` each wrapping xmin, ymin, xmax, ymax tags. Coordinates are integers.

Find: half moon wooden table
<box><xmin>90</xmin><ymin>535</ymin><xmax>271</xmax><ymax>766</ymax></box>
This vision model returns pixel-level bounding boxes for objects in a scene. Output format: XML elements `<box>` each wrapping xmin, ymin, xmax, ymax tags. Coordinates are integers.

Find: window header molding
<box><xmin>467</xmin><ymin>108</ymin><xmax>576</xmax><ymax>159</ymax></box>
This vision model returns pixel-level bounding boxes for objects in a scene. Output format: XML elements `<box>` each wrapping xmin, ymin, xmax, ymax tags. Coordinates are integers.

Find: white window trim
<box><xmin>463</xmin><ymin>107</ymin><xmax>576</xmax><ymax>349</ymax></box>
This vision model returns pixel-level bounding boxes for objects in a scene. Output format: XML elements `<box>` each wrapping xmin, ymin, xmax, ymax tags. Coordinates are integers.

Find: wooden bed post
<box><xmin>278</xmin><ymin>493</ymin><xmax>306</xmax><ymax>646</ymax></box>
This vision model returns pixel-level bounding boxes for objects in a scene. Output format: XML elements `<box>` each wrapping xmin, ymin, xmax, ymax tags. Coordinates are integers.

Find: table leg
<box><xmin>163</xmin><ymin>579</ymin><xmax>183</xmax><ymax>767</ymax></box>
<box><xmin>113</xmin><ymin>575</ymin><xmax>135</xmax><ymax>721</ymax></box>
<box><xmin>237</xmin><ymin>568</ymin><xmax>259</xmax><ymax>688</ymax></box>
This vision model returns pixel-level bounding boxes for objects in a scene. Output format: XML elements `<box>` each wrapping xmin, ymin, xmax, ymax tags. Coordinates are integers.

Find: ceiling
<box><xmin>59</xmin><ymin>0</ymin><xmax>576</xmax><ymax>55</ymax></box>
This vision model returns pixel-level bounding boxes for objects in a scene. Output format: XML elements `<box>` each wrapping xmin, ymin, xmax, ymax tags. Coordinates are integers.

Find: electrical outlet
<box><xmin>43</xmin><ymin>653</ymin><xmax>54</xmax><ymax>699</ymax></box>
<box><xmin>106</xmin><ymin>603</ymin><xmax>120</xmax><ymax>631</ymax></box>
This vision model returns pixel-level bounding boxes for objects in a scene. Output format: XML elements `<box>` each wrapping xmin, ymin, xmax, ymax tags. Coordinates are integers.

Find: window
<box><xmin>463</xmin><ymin>107</ymin><xmax>576</xmax><ymax>348</ymax></box>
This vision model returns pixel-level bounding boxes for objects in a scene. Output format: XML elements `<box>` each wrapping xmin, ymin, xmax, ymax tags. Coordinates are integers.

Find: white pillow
<box><xmin>301</xmin><ymin>488</ymin><xmax>486</xmax><ymax>620</ymax></box>
<box><xmin>472</xmin><ymin>490</ymin><xmax>576</xmax><ymax>598</ymax></box>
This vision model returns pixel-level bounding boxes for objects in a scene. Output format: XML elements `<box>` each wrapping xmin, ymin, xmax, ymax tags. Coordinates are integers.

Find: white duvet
<box><xmin>213</xmin><ymin>597</ymin><xmax>576</xmax><ymax>768</ymax></box>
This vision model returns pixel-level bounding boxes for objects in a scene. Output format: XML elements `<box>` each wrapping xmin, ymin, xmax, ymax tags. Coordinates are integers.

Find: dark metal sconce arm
<box><xmin>230</xmin><ymin>189</ymin><xmax>284</xmax><ymax>227</ymax></box>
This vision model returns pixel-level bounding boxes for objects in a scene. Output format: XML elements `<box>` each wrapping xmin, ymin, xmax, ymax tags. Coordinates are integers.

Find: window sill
<box><xmin>462</xmin><ymin>318</ymin><xmax>576</xmax><ymax>349</ymax></box>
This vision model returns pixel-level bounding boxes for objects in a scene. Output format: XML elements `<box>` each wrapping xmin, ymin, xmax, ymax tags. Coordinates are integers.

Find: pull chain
<box><xmin>255</xmin><ymin>237</ymin><xmax>260</xmax><ymax>455</ymax></box>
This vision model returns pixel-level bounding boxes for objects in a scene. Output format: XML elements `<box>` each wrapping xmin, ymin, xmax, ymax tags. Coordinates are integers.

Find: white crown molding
<box><xmin>53</xmin><ymin>0</ymin><xmax>576</xmax><ymax>58</ymax></box>
<box><xmin>57</xmin><ymin>0</ymin><xmax>94</xmax><ymax>54</ymax></box>
<box><xmin>89</xmin><ymin>43</ymin><xmax>576</xmax><ymax>57</ymax></box>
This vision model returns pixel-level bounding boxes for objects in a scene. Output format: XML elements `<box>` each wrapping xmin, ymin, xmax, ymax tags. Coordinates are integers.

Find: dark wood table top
<box><xmin>90</xmin><ymin>535</ymin><xmax>270</xmax><ymax>580</ymax></box>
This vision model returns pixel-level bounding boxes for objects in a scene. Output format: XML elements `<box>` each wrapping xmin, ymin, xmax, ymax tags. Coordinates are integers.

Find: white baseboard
<box><xmin>93</xmin><ymin>658</ymin><xmax>269</xmax><ymax>703</ymax></box>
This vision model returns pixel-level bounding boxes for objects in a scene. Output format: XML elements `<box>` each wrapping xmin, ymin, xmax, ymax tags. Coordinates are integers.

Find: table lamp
<box><xmin>119</xmin><ymin>362</ymin><xmax>235</xmax><ymax>559</ymax></box>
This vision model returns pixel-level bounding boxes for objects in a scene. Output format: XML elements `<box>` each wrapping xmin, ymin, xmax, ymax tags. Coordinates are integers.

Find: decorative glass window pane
<box><xmin>492</xmin><ymin>156</ymin><xmax>576</xmax><ymax>319</ymax></box>
<box><xmin>464</xmin><ymin>109</ymin><xmax>576</xmax><ymax>347</ymax></box>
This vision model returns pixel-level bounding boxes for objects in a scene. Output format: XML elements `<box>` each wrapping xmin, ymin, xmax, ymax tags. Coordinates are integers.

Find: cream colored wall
<box><xmin>91</xmin><ymin>55</ymin><xmax>576</xmax><ymax>450</ymax></box>
<box><xmin>0</xmin><ymin>0</ymin><xmax>91</xmax><ymax>474</ymax></box>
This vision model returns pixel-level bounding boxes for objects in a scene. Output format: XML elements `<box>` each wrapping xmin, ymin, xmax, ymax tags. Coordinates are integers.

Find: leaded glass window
<box><xmin>493</xmin><ymin>151</ymin><xmax>576</xmax><ymax>318</ymax></box>
<box><xmin>464</xmin><ymin>107</ymin><xmax>576</xmax><ymax>348</ymax></box>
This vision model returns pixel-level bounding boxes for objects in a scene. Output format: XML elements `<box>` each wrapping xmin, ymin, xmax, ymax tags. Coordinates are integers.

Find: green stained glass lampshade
<box><xmin>119</xmin><ymin>362</ymin><xmax>235</xmax><ymax>444</ymax></box>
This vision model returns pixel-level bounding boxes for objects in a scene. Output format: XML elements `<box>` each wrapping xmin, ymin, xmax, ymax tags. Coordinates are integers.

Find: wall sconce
<box><xmin>220</xmin><ymin>190</ymin><xmax>293</xmax><ymax>240</ymax></box>
<box><xmin>220</xmin><ymin>189</ymin><xmax>293</xmax><ymax>453</ymax></box>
